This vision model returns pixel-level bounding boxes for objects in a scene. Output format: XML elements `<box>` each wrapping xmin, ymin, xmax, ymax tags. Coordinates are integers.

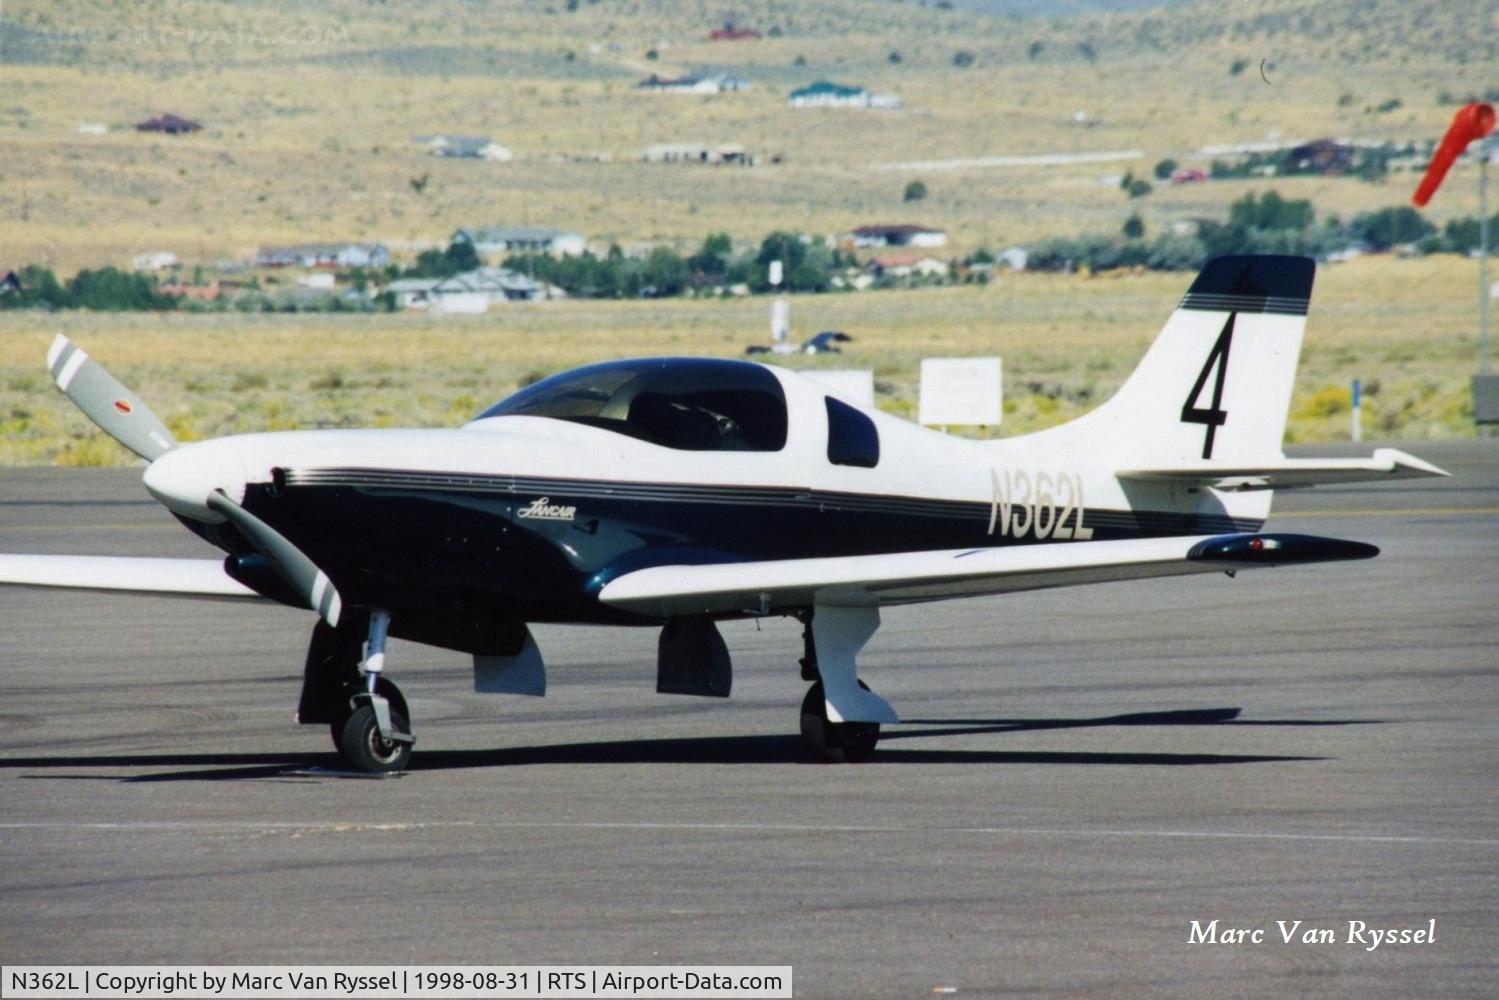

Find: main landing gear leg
<box><xmin>799</xmin><ymin>604</ymin><xmax>898</xmax><ymax>764</ymax></box>
<box><xmin>338</xmin><ymin>608</ymin><xmax>414</xmax><ymax>773</ymax></box>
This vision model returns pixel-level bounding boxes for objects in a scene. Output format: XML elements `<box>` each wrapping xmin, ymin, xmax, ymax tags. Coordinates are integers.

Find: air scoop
<box><xmin>144</xmin><ymin>440</ymin><xmax>248</xmax><ymax>522</ymax></box>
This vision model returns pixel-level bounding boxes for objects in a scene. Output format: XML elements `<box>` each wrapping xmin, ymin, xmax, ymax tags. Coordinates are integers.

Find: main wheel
<box><xmin>338</xmin><ymin>704</ymin><xmax>412</xmax><ymax>773</ymax></box>
<box><xmin>800</xmin><ymin>681</ymin><xmax>880</xmax><ymax>763</ymax></box>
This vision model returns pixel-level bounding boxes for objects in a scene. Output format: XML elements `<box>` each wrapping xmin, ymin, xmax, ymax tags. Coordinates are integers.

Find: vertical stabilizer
<box><xmin>1078</xmin><ymin>255</ymin><xmax>1315</xmax><ymax>469</ymax></box>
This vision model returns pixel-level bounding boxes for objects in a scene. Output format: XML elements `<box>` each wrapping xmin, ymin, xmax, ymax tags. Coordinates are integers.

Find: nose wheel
<box><xmin>325</xmin><ymin>608</ymin><xmax>414</xmax><ymax>773</ymax></box>
<box><xmin>340</xmin><ymin>702</ymin><xmax>412</xmax><ymax>773</ymax></box>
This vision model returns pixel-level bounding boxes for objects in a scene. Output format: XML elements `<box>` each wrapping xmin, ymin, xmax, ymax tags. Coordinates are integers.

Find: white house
<box><xmin>788</xmin><ymin>81</ymin><xmax>900</xmax><ymax>109</ymax></box>
<box><xmin>131</xmin><ymin>251</ymin><xmax>179</xmax><ymax>272</ymax></box>
<box><xmin>386</xmin><ymin>278</ymin><xmax>441</xmax><ymax>310</ymax></box>
<box><xmin>452</xmin><ymin>227</ymin><xmax>587</xmax><ymax>258</ymax></box>
<box><xmin>420</xmin><ymin>135</ymin><xmax>513</xmax><ymax>161</ymax></box>
<box><xmin>642</xmin><ymin>143</ymin><xmax>754</xmax><ymax>166</ymax></box>
<box><xmin>842</xmin><ymin>224</ymin><xmax>947</xmax><ymax>249</ymax></box>
<box><xmin>638</xmin><ymin>72</ymin><xmax>750</xmax><ymax>94</ymax></box>
<box><xmin>866</xmin><ymin>252</ymin><xmax>949</xmax><ymax>280</ymax></box>
<box><xmin>255</xmin><ymin>243</ymin><xmax>390</xmax><ymax>268</ymax></box>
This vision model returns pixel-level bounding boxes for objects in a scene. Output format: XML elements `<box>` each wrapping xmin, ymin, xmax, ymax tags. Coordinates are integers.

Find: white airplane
<box><xmin>0</xmin><ymin>255</ymin><xmax>1446</xmax><ymax>772</ymax></box>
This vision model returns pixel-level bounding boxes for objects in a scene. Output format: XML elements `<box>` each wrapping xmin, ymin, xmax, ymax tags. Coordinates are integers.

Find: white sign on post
<box><xmin>918</xmin><ymin>357</ymin><xmax>1002</xmax><ymax>427</ymax></box>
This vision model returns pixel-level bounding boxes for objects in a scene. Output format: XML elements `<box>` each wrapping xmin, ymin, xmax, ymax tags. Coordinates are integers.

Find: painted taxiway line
<box><xmin>0</xmin><ymin>819</ymin><xmax>1493</xmax><ymax>848</ymax></box>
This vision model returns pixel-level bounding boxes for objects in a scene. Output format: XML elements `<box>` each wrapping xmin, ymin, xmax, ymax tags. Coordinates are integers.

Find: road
<box><xmin>1</xmin><ymin>440</ymin><xmax>1495</xmax><ymax>998</ymax></box>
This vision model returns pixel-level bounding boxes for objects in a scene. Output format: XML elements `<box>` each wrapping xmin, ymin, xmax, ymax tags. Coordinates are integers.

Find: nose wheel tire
<box><xmin>800</xmin><ymin>681</ymin><xmax>880</xmax><ymax>763</ymax></box>
<box><xmin>339</xmin><ymin>705</ymin><xmax>412</xmax><ymax>773</ymax></box>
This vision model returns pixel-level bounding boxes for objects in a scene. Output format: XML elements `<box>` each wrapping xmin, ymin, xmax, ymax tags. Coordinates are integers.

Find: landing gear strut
<box><xmin>796</xmin><ymin>605</ymin><xmax>897</xmax><ymax>763</ymax></box>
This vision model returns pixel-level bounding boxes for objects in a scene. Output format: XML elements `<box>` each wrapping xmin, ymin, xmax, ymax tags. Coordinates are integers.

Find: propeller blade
<box><xmin>206</xmin><ymin>490</ymin><xmax>344</xmax><ymax>627</ymax></box>
<box><xmin>47</xmin><ymin>335</ymin><xmax>177</xmax><ymax>461</ymax></box>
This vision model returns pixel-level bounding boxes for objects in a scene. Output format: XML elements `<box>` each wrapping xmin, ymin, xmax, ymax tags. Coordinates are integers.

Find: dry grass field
<box><xmin>0</xmin><ymin>254</ymin><xmax>1484</xmax><ymax>466</ymax></box>
<box><xmin>0</xmin><ymin>0</ymin><xmax>1494</xmax><ymax>463</ymax></box>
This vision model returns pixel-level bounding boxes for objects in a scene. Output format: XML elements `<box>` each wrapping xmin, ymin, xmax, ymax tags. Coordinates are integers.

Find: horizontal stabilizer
<box><xmin>0</xmin><ymin>554</ymin><xmax>262</xmax><ymax>600</ymax></box>
<box><xmin>1116</xmin><ymin>447</ymin><xmax>1448</xmax><ymax>492</ymax></box>
<box><xmin>598</xmin><ymin>532</ymin><xmax>1374</xmax><ymax>618</ymax></box>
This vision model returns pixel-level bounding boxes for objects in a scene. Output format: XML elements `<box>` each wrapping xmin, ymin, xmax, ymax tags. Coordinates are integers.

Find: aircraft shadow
<box><xmin>888</xmin><ymin>706</ymin><xmax>1384</xmax><ymax>741</ymax></box>
<box><xmin>0</xmin><ymin>706</ymin><xmax>1351</xmax><ymax>780</ymax></box>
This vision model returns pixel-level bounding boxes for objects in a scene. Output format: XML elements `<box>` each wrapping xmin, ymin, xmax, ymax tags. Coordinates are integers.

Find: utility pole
<box><xmin>1474</xmin><ymin>135</ymin><xmax>1499</xmax><ymax>427</ymax></box>
<box><xmin>1479</xmin><ymin>135</ymin><xmax>1493</xmax><ymax>375</ymax></box>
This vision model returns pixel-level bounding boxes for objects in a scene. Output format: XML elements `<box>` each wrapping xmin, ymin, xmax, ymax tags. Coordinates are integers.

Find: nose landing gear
<box><xmin>299</xmin><ymin>610</ymin><xmax>415</xmax><ymax>773</ymax></box>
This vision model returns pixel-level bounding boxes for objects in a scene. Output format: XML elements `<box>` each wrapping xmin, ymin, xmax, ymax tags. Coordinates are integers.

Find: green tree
<box><xmin>0</xmin><ymin>265</ymin><xmax>64</xmax><ymax>309</ymax></box>
<box><xmin>1122</xmin><ymin>213</ymin><xmax>1145</xmax><ymax>239</ymax></box>
<box><xmin>1352</xmin><ymin>207</ymin><xmax>1435</xmax><ymax>251</ymax></box>
<box><xmin>1229</xmin><ymin>191</ymin><xmax>1314</xmax><ymax>232</ymax></box>
<box><xmin>687</xmin><ymin>232</ymin><xmax>733</xmax><ymax>286</ymax></box>
<box><xmin>1152</xmin><ymin>158</ymin><xmax>1178</xmax><ymax>181</ymax></box>
<box><xmin>641</xmin><ymin>246</ymin><xmax>688</xmax><ymax>296</ymax></box>
<box><xmin>67</xmin><ymin>267</ymin><xmax>175</xmax><ymax>311</ymax></box>
<box><xmin>444</xmin><ymin>238</ymin><xmax>480</xmax><ymax>274</ymax></box>
<box><xmin>903</xmin><ymin>180</ymin><xmax>927</xmax><ymax>202</ymax></box>
<box><xmin>755</xmin><ymin>231</ymin><xmax>806</xmax><ymax>290</ymax></box>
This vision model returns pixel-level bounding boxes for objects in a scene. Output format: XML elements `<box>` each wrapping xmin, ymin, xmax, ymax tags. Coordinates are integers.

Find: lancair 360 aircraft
<box><xmin>1</xmin><ymin>256</ymin><xmax>1445</xmax><ymax>771</ymax></box>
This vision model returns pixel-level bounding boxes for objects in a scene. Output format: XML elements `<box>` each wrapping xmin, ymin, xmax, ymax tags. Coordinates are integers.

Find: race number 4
<box><xmin>988</xmin><ymin>469</ymin><xmax>1093</xmax><ymax>540</ymax></box>
<box><xmin>1181</xmin><ymin>313</ymin><xmax>1235</xmax><ymax>459</ymax></box>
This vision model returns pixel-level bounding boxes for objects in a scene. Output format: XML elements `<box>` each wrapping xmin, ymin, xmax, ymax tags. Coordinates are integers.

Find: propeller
<box><xmin>206</xmin><ymin>490</ymin><xmax>344</xmax><ymax>627</ymax></box>
<box><xmin>47</xmin><ymin>335</ymin><xmax>177</xmax><ymax>461</ymax></box>
<box><xmin>45</xmin><ymin>335</ymin><xmax>345</xmax><ymax>628</ymax></box>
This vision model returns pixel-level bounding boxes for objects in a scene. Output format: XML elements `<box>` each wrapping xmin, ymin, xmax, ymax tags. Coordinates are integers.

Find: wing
<box><xmin>597</xmin><ymin>532</ymin><xmax>1378</xmax><ymax>618</ymax></box>
<box><xmin>1116</xmin><ymin>447</ymin><xmax>1447</xmax><ymax>492</ymax></box>
<box><xmin>0</xmin><ymin>554</ymin><xmax>262</xmax><ymax>601</ymax></box>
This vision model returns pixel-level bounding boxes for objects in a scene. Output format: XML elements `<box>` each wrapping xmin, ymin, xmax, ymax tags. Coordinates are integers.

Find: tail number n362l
<box><xmin>988</xmin><ymin>469</ymin><xmax>1093</xmax><ymax>540</ymax></box>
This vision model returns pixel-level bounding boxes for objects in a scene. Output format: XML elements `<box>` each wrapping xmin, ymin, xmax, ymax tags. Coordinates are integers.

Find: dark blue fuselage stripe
<box><xmin>283</xmin><ymin>467</ymin><xmax>1261</xmax><ymax>537</ymax></box>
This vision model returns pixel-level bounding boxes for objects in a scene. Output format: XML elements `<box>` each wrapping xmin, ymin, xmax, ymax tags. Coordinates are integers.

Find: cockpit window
<box><xmin>476</xmin><ymin>358</ymin><xmax>788</xmax><ymax>452</ymax></box>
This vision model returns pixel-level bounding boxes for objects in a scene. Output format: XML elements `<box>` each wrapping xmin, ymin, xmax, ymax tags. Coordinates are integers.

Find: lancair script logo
<box><xmin>517</xmin><ymin>497</ymin><xmax>577</xmax><ymax>522</ymax></box>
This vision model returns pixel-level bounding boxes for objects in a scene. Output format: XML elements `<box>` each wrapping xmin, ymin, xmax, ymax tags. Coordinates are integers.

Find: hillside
<box><xmin>0</xmin><ymin>0</ymin><xmax>1494</xmax><ymax>273</ymax></box>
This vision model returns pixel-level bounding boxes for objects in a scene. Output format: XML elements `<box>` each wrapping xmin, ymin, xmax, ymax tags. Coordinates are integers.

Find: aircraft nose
<box><xmin>143</xmin><ymin>440</ymin><xmax>248</xmax><ymax>522</ymax></box>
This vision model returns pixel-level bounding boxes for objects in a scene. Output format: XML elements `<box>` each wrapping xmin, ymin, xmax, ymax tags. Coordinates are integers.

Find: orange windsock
<box><xmin>1412</xmin><ymin>102</ymin><xmax>1495</xmax><ymax>207</ymax></box>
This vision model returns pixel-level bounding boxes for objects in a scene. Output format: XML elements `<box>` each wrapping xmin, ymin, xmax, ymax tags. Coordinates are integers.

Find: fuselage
<box><xmin>145</xmin><ymin>360</ymin><xmax>1261</xmax><ymax>629</ymax></box>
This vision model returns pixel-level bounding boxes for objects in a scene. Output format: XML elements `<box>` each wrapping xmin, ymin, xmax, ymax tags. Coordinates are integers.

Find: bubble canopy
<box><xmin>474</xmin><ymin>358</ymin><xmax>789</xmax><ymax>452</ymax></box>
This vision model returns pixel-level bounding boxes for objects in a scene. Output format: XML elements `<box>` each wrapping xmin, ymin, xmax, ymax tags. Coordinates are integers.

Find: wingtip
<box><xmin>1372</xmin><ymin>447</ymin><xmax>1450</xmax><ymax>478</ymax></box>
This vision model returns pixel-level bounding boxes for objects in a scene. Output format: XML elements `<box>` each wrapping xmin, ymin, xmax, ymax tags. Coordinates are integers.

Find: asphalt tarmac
<box><xmin>1</xmin><ymin>440</ymin><xmax>1495</xmax><ymax>998</ymax></box>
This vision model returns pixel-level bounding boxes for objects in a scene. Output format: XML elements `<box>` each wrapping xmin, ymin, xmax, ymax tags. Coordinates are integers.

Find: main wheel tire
<box><xmin>800</xmin><ymin>681</ymin><xmax>880</xmax><ymax>763</ymax></box>
<box><xmin>338</xmin><ymin>704</ymin><xmax>412</xmax><ymax>773</ymax></box>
